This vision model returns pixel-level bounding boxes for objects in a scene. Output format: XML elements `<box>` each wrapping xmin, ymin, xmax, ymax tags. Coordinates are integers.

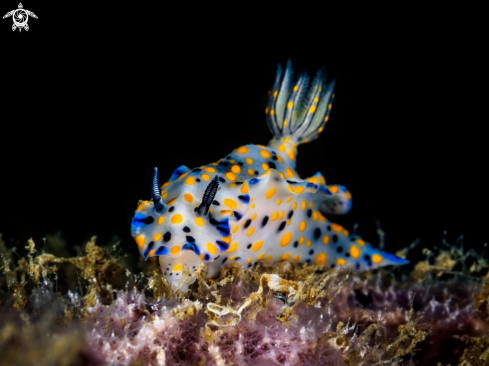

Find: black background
<box><xmin>0</xmin><ymin>3</ymin><xmax>487</xmax><ymax>265</ymax></box>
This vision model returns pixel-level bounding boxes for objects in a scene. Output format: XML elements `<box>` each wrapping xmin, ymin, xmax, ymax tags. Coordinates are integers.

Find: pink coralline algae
<box><xmin>1</xmin><ymin>235</ymin><xmax>489</xmax><ymax>366</ymax></box>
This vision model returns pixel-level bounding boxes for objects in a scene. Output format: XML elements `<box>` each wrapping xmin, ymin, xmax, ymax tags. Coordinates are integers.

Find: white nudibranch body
<box><xmin>131</xmin><ymin>61</ymin><xmax>408</xmax><ymax>289</ymax></box>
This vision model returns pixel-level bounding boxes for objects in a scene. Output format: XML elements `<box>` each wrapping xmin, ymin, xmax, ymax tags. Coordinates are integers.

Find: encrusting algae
<box><xmin>1</xmin><ymin>232</ymin><xmax>489</xmax><ymax>365</ymax></box>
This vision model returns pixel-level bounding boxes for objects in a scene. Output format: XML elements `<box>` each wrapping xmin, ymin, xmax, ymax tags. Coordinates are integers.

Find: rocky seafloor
<box><xmin>1</xmin><ymin>233</ymin><xmax>489</xmax><ymax>366</ymax></box>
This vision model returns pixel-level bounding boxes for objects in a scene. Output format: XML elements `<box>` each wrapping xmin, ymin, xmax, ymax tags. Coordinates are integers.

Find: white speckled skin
<box><xmin>131</xmin><ymin>62</ymin><xmax>408</xmax><ymax>289</ymax></box>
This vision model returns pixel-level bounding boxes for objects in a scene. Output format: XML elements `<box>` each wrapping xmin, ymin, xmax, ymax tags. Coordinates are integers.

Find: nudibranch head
<box><xmin>131</xmin><ymin>167</ymin><xmax>247</xmax><ymax>289</ymax></box>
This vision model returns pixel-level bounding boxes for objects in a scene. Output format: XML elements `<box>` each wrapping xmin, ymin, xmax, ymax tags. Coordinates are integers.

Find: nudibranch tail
<box><xmin>266</xmin><ymin>59</ymin><xmax>336</xmax><ymax>144</ymax></box>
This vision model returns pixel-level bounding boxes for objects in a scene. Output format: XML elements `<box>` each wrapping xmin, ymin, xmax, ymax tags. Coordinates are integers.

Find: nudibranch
<box><xmin>131</xmin><ymin>60</ymin><xmax>408</xmax><ymax>289</ymax></box>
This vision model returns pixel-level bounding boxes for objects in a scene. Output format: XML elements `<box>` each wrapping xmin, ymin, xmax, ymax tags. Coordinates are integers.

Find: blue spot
<box><xmin>306</xmin><ymin>182</ymin><xmax>315</xmax><ymax>188</ymax></box>
<box><xmin>216</xmin><ymin>240</ymin><xmax>229</xmax><ymax>251</ymax></box>
<box><xmin>249</xmin><ymin>178</ymin><xmax>259</xmax><ymax>185</ymax></box>
<box><xmin>183</xmin><ymin>243</ymin><xmax>200</xmax><ymax>255</ymax></box>
<box><xmin>217</xmin><ymin>225</ymin><xmax>230</xmax><ymax>236</ymax></box>
<box><xmin>170</xmin><ymin>165</ymin><xmax>189</xmax><ymax>181</ymax></box>
<box><xmin>321</xmin><ymin>186</ymin><xmax>333</xmax><ymax>196</ymax></box>
<box><xmin>209</xmin><ymin>214</ymin><xmax>230</xmax><ymax>235</ymax></box>
<box><xmin>155</xmin><ymin>246</ymin><xmax>169</xmax><ymax>255</ymax></box>
<box><xmin>338</xmin><ymin>185</ymin><xmax>347</xmax><ymax>192</ymax></box>
<box><xmin>143</xmin><ymin>241</ymin><xmax>155</xmax><ymax>260</ymax></box>
<box><xmin>233</xmin><ymin>211</ymin><xmax>243</xmax><ymax>220</ymax></box>
<box><xmin>204</xmin><ymin>253</ymin><xmax>211</xmax><ymax>261</ymax></box>
<box><xmin>131</xmin><ymin>213</ymin><xmax>155</xmax><ymax>230</ymax></box>
<box><xmin>382</xmin><ymin>251</ymin><xmax>410</xmax><ymax>265</ymax></box>
<box><xmin>238</xmin><ymin>194</ymin><xmax>250</xmax><ymax>203</ymax></box>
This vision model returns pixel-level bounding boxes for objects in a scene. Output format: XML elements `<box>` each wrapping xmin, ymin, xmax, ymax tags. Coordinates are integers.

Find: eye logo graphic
<box><xmin>3</xmin><ymin>3</ymin><xmax>37</xmax><ymax>32</ymax></box>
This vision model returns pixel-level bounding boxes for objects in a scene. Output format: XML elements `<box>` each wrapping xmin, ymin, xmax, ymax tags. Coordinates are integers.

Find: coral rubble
<box><xmin>1</xmin><ymin>233</ymin><xmax>489</xmax><ymax>365</ymax></box>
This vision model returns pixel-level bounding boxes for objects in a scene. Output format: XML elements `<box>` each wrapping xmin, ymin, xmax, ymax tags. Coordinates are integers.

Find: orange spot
<box><xmin>158</xmin><ymin>217</ymin><xmax>165</xmax><ymax>225</ymax></box>
<box><xmin>262</xmin><ymin>163</ymin><xmax>269</xmax><ymax>171</ymax></box>
<box><xmin>172</xmin><ymin>264</ymin><xmax>182</xmax><ymax>272</ymax></box>
<box><xmin>171</xmin><ymin>245</ymin><xmax>181</xmax><ymax>255</ymax></box>
<box><xmin>288</xmin><ymin>149</ymin><xmax>295</xmax><ymax>160</ymax></box>
<box><xmin>350</xmin><ymin>246</ymin><xmax>360</xmax><ymax>258</ymax></box>
<box><xmin>184</xmin><ymin>193</ymin><xmax>193</xmax><ymax>202</ymax></box>
<box><xmin>232</xmin><ymin>225</ymin><xmax>239</xmax><ymax>233</ymax></box>
<box><xmin>185</xmin><ymin>176</ymin><xmax>195</xmax><ymax>185</ymax></box>
<box><xmin>277</xmin><ymin>199</ymin><xmax>282</xmax><ymax>205</ymax></box>
<box><xmin>331</xmin><ymin>223</ymin><xmax>343</xmax><ymax>232</ymax></box>
<box><xmin>299</xmin><ymin>237</ymin><xmax>305</xmax><ymax>245</ymax></box>
<box><xmin>270</xmin><ymin>109</ymin><xmax>275</xmax><ymax>116</ymax></box>
<box><xmin>260</xmin><ymin>150</ymin><xmax>271</xmax><ymax>159</ymax></box>
<box><xmin>241</xmin><ymin>183</ymin><xmax>249</xmax><ymax>193</ymax></box>
<box><xmin>251</xmin><ymin>203</ymin><xmax>255</xmax><ymax>209</ymax></box>
<box><xmin>200</xmin><ymin>253</ymin><xmax>205</xmax><ymax>260</ymax></box>
<box><xmin>324</xmin><ymin>115</ymin><xmax>329</xmax><ymax>122</ymax></box>
<box><xmin>292</xmin><ymin>202</ymin><xmax>297</xmax><ymax>210</ymax></box>
<box><xmin>278</xmin><ymin>144</ymin><xmax>286</xmax><ymax>152</ymax></box>
<box><xmin>149</xmin><ymin>249</ymin><xmax>156</xmax><ymax>256</ymax></box>
<box><xmin>226</xmin><ymin>242</ymin><xmax>238</xmax><ymax>253</ymax></box>
<box><xmin>225</xmin><ymin>172</ymin><xmax>237</xmax><ymax>181</ymax></box>
<box><xmin>281</xmin><ymin>253</ymin><xmax>291</xmax><ymax>260</ymax></box>
<box><xmin>294</xmin><ymin>186</ymin><xmax>304</xmax><ymax>194</ymax></box>
<box><xmin>279</xmin><ymin>210</ymin><xmax>285</xmax><ymax>220</ymax></box>
<box><xmin>264</xmin><ymin>255</ymin><xmax>272</xmax><ymax>261</ymax></box>
<box><xmin>167</xmin><ymin>197</ymin><xmax>176</xmax><ymax>205</ymax></box>
<box><xmin>306</xmin><ymin>240</ymin><xmax>312</xmax><ymax>248</ymax></box>
<box><xmin>153</xmin><ymin>233</ymin><xmax>162</xmax><ymax>241</ymax></box>
<box><xmin>299</xmin><ymin>221</ymin><xmax>307</xmax><ymax>232</ymax></box>
<box><xmin>356</xmin><ymin>239</ymin><xmax>366</xmax><ymax>246</ymax></box>
<box><xmin>372</xmin><ymin>254</ymin><xmax>383</xmax><ymax>264</ymax></box>
<box><xmin>315</xmin><ymin>253</ymin><xmax>327</xmax><ymax>265</ymax></box>
<box><xmin>343</xmin><ymin>229</ymin><xmax>349</xmax><ymax>236</ymax></box>
<box><xmin>224</xmin><ymin>198</ymin><xmax>237</xmax><ymax>209</ymax></box>
<box><xmin>162</xmin><ymin>182</ymin><xmax>171</xmax><ymax>188</ymax></box>
<box><xmin>336</xmin><ymin>258</ymin><xmax>346</xmax><ymax>266</ymax></box>
<box><xmin>204</xmin><ymin>167</ymin><xmax>216</xmax><ymax>173</ymax></box>
<box><xmin>201</xmin><ymin>173</ymin><xmax>210</xmax><ymax>181</ymax></box>
<box><xmin>171</xmin><ymin>214</ymin><xmax>182</xmax><ymax>224</ymax></box>
<box><xmin>323</xmin><ymin>235</ymin><xmax>330</xmax><ymax>245</ymax></box>
<box><xmin>247</xmin><ymin>168</ymin><xmax>254</xmax><ymax>175</ymax></box>
<box><xmin>252</xmin><ymin>240</ymin><xmax>264</xmax><ymax>252</ymax></box>
<box><xmin>137</xmin><ymin>203</ymin><xmax>145</xmax><ymax>211</ymax></box>
<box><xmin>220</xmin><ymin>210</ymin><xmax>232</xmax><ymax>214</ymax></box>
<box><xmin>312</xmin><ymin>211</ymin><xmax>318</xmax><ymax>221</ymax></box>
<box><xmin>281</xmin><ymin>232</ymin><xmax>292</xmax><ymax>246</ymax></box>
<box><xmin>279</xmin><ymin>172</ymin><xmax>285</xmax><ymax>179</ymax></box>
<box><xmin>257</xmin><ymin>253</ymin><xmax>265</xmax><ymax>260</ymax></box>
<box><xmin>302</xmin><ymin>200</ymin><xmax>307</xmax><ymax>210</ymax></box>
<box><xmin>136</xmin><ymin>235</ymin><xmax>145</xmax><ymax>249</ymax></box>
<box><xmin>247</xmin><ymin>257</ymin><xmax>252</xmax><ymax>263</ymax></box>
<box><xmin>236</xmin><ymin>146</ymin><xmax>248</xmax><ymax>153</ymax></box>
<box><xmin>287</xmin><ymin>197</ymin><xmax>293</xmax><ymax>203</ymax></box>
<box><xmin>271</xmin><ymin>211</ymin><xmax>279</xmax><ymax>221</ymax></box>
<box><xmin>247</xmin><ymin>227</ymin><xmax>255</xmax><ymax>236</ymax></box>
<box><xmin>207</xmin><ymin>243</ymin><xmax>217</xmax><ymax>255</ymax></box>
<box><xmin>310</xmin><ymin>105</ymin><xmax>316</xmax><ymax>113</ymax></box>
<box><xmin>245</xmin><ymin>157</ymin><xmax>253</xmax><ymax>165</ymax></box>
<box><xmin>329</xmin><ymin>185</ymin><xmax>339</xmax><ymax>194</ymax></box>
<box><xmin>195</xmin><ymin>217</ymin><xmax>204</xmax><ymax>226</ymax></box>
<box><xmin>286</xmin><ymin>168</ymin><xmax>294</xmax><ymax>178</ymax></box>
<box><xmin>231</xmin><ymin>165</ymin><xmax>241</xmax><ymax>173</ymax></box>
<box><xmin>307</xmin><ymin>177</ymin><xmax>319</xmax><ymax>184</ymax></box>
<box><xmin>346</xmin><ymin>191</ymin><xmax>352</xmax><ymax>199</ymax></box>
<box><xmin>292</xmin><ymin>255</ymin><xmax>300</xmax><ymax>261</ymax></box>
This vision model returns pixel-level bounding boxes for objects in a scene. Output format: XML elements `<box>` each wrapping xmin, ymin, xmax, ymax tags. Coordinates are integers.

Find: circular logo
<box><xmin>12</xmin><ymin>9</ymin><xmax>27</xmax><ymax>27</ymax></box>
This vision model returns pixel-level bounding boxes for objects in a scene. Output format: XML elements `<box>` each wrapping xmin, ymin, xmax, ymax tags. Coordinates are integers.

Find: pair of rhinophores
<box><xmin>131</xmin><ymin>60</ymin><xmax>408</xmax><ymax>289</ymax></box>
